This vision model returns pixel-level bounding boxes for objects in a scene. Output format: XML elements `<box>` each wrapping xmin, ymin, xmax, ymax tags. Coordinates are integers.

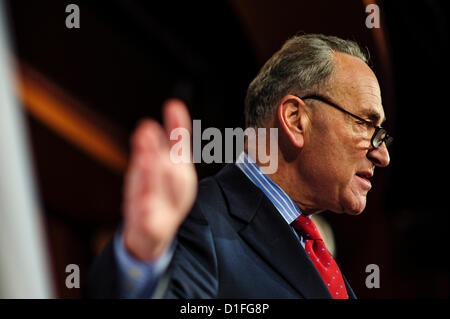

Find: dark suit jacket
<box><xmin>86</xmin><ymin>164</ymin><xmax>356</xmax><ymax>299</ymax></box>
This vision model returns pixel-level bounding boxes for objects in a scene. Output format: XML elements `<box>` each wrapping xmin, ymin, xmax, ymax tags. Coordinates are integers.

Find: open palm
<box><xmin>122</xmin><ymin>99</ymin><xmax>197</xmax><ymax>261</ymax></box>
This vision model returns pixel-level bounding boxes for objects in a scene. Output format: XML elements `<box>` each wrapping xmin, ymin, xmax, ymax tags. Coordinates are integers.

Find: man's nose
<box><xmin>367</xmin><ymin>143</ymin><xmax>390</xmax><ymax>167</ymax></box>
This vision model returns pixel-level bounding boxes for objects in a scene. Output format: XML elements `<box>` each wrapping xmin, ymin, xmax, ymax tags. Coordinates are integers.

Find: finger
<box><xmin>163</xmin><ymin>99</ymin><xmax>192</xmax><ymax>148</ymax></box>
<box><xmin>126</xmin><ymin>120</ymin><xmax>168</xmax><ymax>204</ymax></box>
<box><xmin>131</xmin><ymin>119</ymin><xmax>169</xmax><ymax>155</ymax></box>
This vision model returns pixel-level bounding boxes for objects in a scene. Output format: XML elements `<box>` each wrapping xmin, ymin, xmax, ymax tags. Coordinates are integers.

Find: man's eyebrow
<box><xmin>364</xmin><ymin>110</ymin><xmax>386</xmax><ymax>125</ymax></box>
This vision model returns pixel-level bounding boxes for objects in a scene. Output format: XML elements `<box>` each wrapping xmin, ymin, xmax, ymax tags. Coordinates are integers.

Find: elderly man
<box><xmin>87</xmin><ymin>33</ymin><xmax>392</xmax><ymax>299</ymax></box>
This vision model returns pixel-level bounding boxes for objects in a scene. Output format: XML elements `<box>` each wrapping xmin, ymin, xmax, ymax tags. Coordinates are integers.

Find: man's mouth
<box><xmin>355</xmin><ymin>172</ymin><xmax>373</xmax><ymax>189</ymax></box>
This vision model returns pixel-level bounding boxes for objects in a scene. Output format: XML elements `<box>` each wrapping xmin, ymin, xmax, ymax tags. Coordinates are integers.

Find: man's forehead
<box><xmin>332</xmin><ymin>53</ymin><xmax>381</xmax><ymax>95</ymax></box>
<box><xmin>329</xmin><ymin>54</ymin><xmax>385</xmax><ymax>124</ymax></box>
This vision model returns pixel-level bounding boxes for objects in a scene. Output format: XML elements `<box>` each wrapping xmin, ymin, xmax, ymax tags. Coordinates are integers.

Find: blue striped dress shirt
<box><xmin>235</xmin><ymin>152</ymin><xmax>306</xmax><ymax>247</ymax></box>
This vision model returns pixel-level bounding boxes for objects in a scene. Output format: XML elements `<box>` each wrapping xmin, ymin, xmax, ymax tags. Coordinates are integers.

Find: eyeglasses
<box><xmin>297</xmin><ymin>94</ymin><xmax>393</xmax><ymax>149</ymax></box>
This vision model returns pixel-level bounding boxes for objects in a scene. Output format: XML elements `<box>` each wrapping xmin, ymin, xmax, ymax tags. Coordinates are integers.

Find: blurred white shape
<box><xmin>0</xmin><ymin>1</ymin><xmax>54</xmax><ymax>298</ymax></box>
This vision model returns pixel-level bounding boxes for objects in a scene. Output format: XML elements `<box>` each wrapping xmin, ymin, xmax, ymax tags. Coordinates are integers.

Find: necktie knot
<box><xmin>291</xmin><ymin>215</ymin><xmax>322</xmax><ymax>240</ymax></box>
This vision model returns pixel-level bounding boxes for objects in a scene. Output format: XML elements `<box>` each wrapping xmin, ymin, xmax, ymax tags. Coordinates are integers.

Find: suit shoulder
<box><xmin>196</xmin><ymin>175</ymin><xmax>225</xmax><ymax>209</ymax></box>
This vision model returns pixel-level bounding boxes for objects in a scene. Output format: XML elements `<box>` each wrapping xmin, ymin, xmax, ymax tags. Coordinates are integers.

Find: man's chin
<box><xmin>327</xmin><ymin>203</ymin><xmax>365</xmax><ymax>216</ymax></box>
<box><xmin>325</xmin><ymin>192</ymin><xmax>367</xmax><ymax>215</ymax></box>
<box><xmin>344</xmin><ymin>207</ymin><xmax>365</xmax><ymax>216</ymax></box>
<box><xmin>341</xmin><ymin>195</ymin><xmax>367</xmax><ymax>215</ymax></box>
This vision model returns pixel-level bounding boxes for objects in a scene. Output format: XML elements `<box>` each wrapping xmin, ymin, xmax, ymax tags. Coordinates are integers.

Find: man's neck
<box><xmin>254</xmin><ymin>152</ymin><xmax>324</xmax><ymax>216</ymax></box>
<box><xmin>244</xmin><ymin>129</ymin><xmax>324</xmax><ymax>216</ymax></box>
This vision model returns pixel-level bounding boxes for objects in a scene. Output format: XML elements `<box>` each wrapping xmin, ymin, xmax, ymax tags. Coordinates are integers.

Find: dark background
<box><xmin>3</xmin><ymin>0</ymin><xmax>448</xmax><ymax>298</ymax></box>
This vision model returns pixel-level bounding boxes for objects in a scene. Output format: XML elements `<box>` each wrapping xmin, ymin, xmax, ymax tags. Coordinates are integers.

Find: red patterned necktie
<box><xmin>292</xmin><ymin>215</ymin><xmax>349</xmax><ymax>299</ymax></box>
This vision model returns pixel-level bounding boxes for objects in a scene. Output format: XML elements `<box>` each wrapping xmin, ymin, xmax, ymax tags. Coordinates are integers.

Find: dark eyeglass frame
<box><xmin>296</xmin><ymin>94</ymin><xmax>393</xmax><ymax>149</ymax></box>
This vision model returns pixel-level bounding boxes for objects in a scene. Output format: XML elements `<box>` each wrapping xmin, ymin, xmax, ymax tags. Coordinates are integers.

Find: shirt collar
<box><xmin>235</xmin><ymin>152</ymin><xmax>302</xmax><ymax>225</ymax></box>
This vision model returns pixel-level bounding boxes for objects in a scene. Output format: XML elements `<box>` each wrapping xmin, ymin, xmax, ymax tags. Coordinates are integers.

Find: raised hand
<box><xmin>122</xmin><ymin>99</ymin><xmax>197</xmax><ymax>261</ymax></box>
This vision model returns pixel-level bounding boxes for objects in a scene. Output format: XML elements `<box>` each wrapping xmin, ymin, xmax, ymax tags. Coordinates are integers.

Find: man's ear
<box><xmin>277</xmin><ymin>94</ymin><xmax>307</xmax><ymax>149</ymax></box>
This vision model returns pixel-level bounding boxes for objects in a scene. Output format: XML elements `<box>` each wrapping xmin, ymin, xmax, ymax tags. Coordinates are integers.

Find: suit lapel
<box><xmin>342</xmin><ymin>273</ymin><xmax>357</xmax><ymax>299</ymax></box>
<box><xmin>215</xmin><ymin>165</ymin><xmax>332</xmax><ymax>299</ymax></box>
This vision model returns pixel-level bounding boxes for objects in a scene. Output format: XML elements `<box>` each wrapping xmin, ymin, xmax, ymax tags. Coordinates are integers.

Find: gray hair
<box><xmin>244</xmin><ymin>33</ymin><xmax>369</xmax><ymax>127</ymax></box>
